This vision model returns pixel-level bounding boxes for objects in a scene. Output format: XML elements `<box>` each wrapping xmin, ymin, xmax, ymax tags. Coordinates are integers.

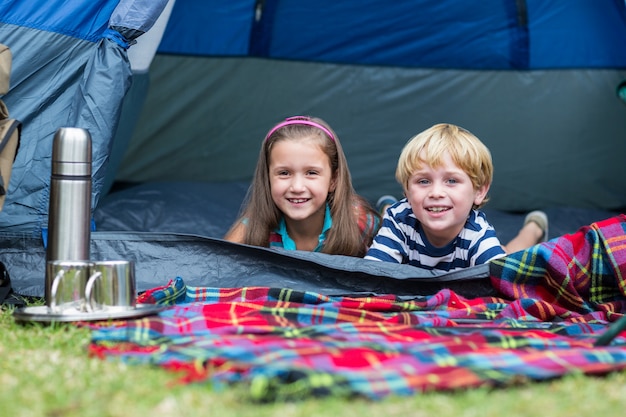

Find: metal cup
<box><xmin>46</xmin><ymin>260</ymin><xmax>95</xmax><ymax>313</ymax></box>
<box><xmin>85</xmin><ymin>260</ymin><xmax>136</xmax><ymax>312</ymax></box>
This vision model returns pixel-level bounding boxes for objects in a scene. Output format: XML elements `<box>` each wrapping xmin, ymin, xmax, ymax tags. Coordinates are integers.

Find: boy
<box><xmin>365</xmin><ymin>123</ymin><xmax>547</xmax><ymax>272</ymax></box>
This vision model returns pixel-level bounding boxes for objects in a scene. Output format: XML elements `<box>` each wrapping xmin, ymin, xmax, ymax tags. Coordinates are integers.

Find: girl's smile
<box><xmin>269</xmin><ymin>138</ymin><xmax>336</xmax><ymax>234</ymax></box>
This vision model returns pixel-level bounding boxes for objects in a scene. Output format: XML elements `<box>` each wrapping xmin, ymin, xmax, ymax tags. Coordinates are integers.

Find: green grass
<box><xmin>2</xmin><ymin>302</ymin><xmax>626</xmax><ymax>417</ymax></box>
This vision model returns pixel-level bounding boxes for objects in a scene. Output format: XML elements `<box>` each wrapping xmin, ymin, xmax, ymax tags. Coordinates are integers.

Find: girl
<box><xmin>225</xmin><ymin>116</ymin><xmax>380</xmax><ymax>257</ymax></box>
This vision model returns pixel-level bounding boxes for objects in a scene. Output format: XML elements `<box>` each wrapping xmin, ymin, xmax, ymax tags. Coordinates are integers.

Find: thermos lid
<box><xmin>51</xmin><ymin>127</ymin><xmax>92</xmax><ymax>176</ymax></box>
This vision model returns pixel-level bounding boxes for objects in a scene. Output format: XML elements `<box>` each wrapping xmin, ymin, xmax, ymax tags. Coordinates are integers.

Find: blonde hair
<box><xmin>228</xmin><ymin>116</ymin><xmax>379</xmax><ymax>256</ymax></box>
<box><xmin>395</xmin><ymin>123</ymin><xmax>493</xmax><ymax>208</ymax></box>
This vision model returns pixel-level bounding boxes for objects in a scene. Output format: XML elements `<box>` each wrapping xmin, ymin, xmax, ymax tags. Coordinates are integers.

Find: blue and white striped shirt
<box><xmin>364</xmin><ymin>199</ymin><xmax>505</xmax><ymax>272</ymax></box>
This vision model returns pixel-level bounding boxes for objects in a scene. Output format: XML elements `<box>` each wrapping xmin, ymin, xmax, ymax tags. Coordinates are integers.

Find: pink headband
<box><xmin>264</xmin><ymin>116</ymin><xmax>336</xmax><ymax>142</ymax></box>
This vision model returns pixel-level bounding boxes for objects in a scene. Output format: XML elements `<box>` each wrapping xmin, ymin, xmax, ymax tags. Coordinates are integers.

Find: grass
<box><xmin>2</xmin><ymin>301</ymin><xmax>626</xmax><ymax>417</ymax></box>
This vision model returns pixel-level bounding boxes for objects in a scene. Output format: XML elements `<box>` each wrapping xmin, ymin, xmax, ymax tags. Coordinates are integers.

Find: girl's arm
<box><xmin>224</xmin><ymin>221</ymin><xmax>246</xmax><ymax>243</ymax></box>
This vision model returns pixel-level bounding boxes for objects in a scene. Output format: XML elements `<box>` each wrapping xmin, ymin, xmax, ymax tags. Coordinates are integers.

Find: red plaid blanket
<box><xmin>88</xmin><ymin>215</ymin><xmax>626</xmax><ymax>401</ymax></box>
<box><xmin>490</xmin><ymin>214</ymin><xmax>626</xmax><ymax>320</ymax></box>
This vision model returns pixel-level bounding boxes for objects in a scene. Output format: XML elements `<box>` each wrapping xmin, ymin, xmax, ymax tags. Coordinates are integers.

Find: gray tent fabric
<box><xmin>115</xmin><ymin>57</ymin><xmax>626</xmax><ymax>212</ymax></box>
<box><xmin>0</xmin><ymin>231</ymin><xmax>495</xmax><ymax>300</ymax></box>
<box><xmin>72</xmin><ymin>0</ymin><xmax>170</xmax><ymax>208</ymax></box>
<box><xmin>0</xmin><ymin>25</ymin><xmax>100</xmax><ymax>236</ymax></box>
<box><xmin>0</xmin><ymin>0</ymin><xmax>168</xmax><ymax>237</ymax></box>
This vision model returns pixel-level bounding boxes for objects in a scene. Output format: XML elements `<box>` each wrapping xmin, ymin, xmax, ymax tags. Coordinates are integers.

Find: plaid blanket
<box><xmin>490</xmin><ymin>214</ymin><xmax>626</xmax><ymax>320</ymax></box>
<box><xmin>89</xmin><ymin>215</ymin><xmax>626</xmax><ymax>401</ymax></box>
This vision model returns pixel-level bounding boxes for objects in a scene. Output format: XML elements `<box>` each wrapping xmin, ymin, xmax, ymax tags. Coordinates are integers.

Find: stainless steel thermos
<box><xmin>45</xmin><ymin>127</ymin><xmax>93</xmax><ymax>305</ymax></box>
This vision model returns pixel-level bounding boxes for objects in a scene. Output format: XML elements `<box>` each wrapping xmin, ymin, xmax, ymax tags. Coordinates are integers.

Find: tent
<box><xmin>0</xmin><ymin>0</ymin><xmax>625</xmax><ymax>298</ymax></box>
<box><xmin>113</xmin><ymin>0</ymin><xmax>626</xmax><ymax>211</ymax></box>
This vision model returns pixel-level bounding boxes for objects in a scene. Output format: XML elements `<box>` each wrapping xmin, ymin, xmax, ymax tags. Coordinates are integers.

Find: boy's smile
<box><xmin>405</xmin><ymin>151</ymin><xmax>488</xmax><ymax>247</ymax></box>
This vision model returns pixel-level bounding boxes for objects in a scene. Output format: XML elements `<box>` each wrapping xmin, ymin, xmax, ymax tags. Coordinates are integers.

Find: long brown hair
<box><xmin>227</xmin><ymin>116</ymin><xmax>378</xmax><ymax>256</ymax></box>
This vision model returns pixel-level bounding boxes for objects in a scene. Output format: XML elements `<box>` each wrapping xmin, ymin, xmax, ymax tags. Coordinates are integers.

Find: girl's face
<box><xmin>405</xmin><ymin>151</ymin><xmax>488</xmax><ymax>247</ymax></box>
<box><xmin>268</xmin><ymin>138</ymin><xmax>336</xmax><ymax>229</ymax></box>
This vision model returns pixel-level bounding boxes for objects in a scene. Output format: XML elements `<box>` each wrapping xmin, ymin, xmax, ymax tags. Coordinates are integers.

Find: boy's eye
<box><xmin>446</xmin><ymin>178</ymin><xmax>458</xmax><ymax>184</ymax></box>
<box><xmin>417</xmin><ymin>179</ymin><xmax>430</xmax><ymax>185</ymax></box>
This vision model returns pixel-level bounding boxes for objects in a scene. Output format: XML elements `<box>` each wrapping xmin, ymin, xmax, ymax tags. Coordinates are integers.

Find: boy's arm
<box><xmin>469</xmin><ymin>227</ymin><xmax>506</xmax><ymax>266</ymax></box>
<box><xmin>364</xmin><ymin>212</ymin><xmax>407</xmax><ymax>264</ymax></box>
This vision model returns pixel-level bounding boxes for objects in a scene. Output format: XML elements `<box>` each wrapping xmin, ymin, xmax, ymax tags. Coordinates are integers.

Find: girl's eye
<box><xmin>307</xmin><ymin>170</ymin><xmax>319</xmax><ymax>176</ymax></box>
<box><xmin>277</xmin><ymin>170</ymin><xmax>290</xmax><ymax>176</ymax></box>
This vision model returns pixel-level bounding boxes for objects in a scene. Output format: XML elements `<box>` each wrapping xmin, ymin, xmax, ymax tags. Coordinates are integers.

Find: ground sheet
<box><xmin>87</xmin><ymin>215</ymin><xmax>626</xmax><ymax>401</ymax></box>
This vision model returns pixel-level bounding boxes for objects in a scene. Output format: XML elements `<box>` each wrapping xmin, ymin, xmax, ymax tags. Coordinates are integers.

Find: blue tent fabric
<box><xmin>157</xmin><ymin>0</ymin><xmax>255</xmax><ymax>57</ymax></box>
<box><xmin>110</xmin><ymin>0</ymin><xmax>169</xmax><ymax>36</ymax></box>
<box><xmin>159</xmin><ymin>0</ymin><xmax>626</xmax><ymax>69</ymax></box>
<box><xmin>0</xmin><ymin>0</ymin><xmax>116</xmax><ymax>42</ymax></box>
<box><xmin>0</xmin><ymin>0</ymin><xmax>168</xmax><ymax>237</ymax></box>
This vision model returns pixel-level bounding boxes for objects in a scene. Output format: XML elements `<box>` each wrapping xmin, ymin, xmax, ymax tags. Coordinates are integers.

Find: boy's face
<box><xmin>405</xmin><ymin>151</ymin><xmax>488</xmax><ymax>247</ymax></box>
